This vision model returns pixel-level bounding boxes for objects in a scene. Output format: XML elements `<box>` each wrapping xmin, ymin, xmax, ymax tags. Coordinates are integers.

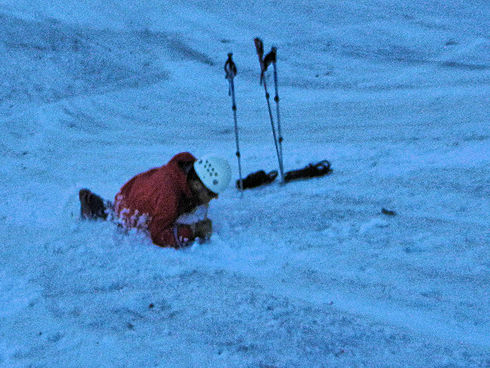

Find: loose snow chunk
<box><xmin>359</xmin><ymin>218</ymin><xmax>390</xmax><ymax>234</ymax></box>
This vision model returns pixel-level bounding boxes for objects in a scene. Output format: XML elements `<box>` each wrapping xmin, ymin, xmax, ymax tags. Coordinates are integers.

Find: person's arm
<box><xmin>149</xmin><ymin>219</ymin><xmax>195</xmax><ymax>248</ymax></box>
<box><xmin>149</xmin><ymin>217</ymin><xmax>213</xmax><ymax>248</ymax></box>
<box><xmin>148</xmin><ymin>191</ymin><xmax>197</xmax><ymax>248</ymax></box>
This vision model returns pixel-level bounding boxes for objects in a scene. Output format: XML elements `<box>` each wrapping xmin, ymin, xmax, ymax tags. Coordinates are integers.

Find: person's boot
<box><xmin>79</xmin><ymin>189</ymin><xmax>109</xmax><ymax>220</ymax></box>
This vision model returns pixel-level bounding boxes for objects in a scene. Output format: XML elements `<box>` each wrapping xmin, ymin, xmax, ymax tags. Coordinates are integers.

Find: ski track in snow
<box><xmin>1</xmin><ymin>1</ymin><xmax>489</xmax><ymax>367</ymax></box>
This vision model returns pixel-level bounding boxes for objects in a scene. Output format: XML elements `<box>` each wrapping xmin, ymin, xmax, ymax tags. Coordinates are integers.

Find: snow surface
<box><xmin>1</xmin><ymin>0</ymin><xmax>489</xmax><ymax>367</ymax></box>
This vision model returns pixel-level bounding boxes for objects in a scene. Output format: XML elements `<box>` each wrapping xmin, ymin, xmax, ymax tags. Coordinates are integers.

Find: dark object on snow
<box><xmin>237</xmin><ymin>170</ymin><xmax>278</xmax><ymax>189</ymax></box>
<box><xmin>381</xmin><ymin>208</ymin><xmax>397</xmax><ymax>216</ymax></box>
<box><xmin>284</xmin><ymin>160</ymin><xmax>332</xmax><ymax>182</ymax></box>
<box><xmin>79</xmin><ymin>189</ymin><xmax>110</xmax><ymax>220</ymax></box>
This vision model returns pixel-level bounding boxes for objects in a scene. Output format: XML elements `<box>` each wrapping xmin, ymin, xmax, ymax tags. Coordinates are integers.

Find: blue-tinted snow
<box><xmin>0</xmin><ymin>0</ymin><xmax>489</xmax><ymax>367</ymax></box>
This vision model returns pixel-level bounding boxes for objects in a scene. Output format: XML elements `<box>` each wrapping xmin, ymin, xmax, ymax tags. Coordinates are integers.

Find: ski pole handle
<box><xmin>254</xmin><ymin>38</ymin><xmax>264</xmax><ymax>64</ymax></box>
<box><xmin>224</xmin><ymin>53</ymin><xmax>237</xmax><ymax>80</ymax></box>
<box><xmin>263</xmin><ymin>47</ymin><xmax>276</xmax><ymax>71</ymax></box>
<box><xmin>254</xmin><ymin>38</ymin><xmax>266</xmax><ymax>84</ymax></box>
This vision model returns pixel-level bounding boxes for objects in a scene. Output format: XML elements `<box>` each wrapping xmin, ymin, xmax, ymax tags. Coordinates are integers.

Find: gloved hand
<box><xmin>192</xmin><ymin>218</ymin><xmax>212</xmax><ymax>241</ymax></box>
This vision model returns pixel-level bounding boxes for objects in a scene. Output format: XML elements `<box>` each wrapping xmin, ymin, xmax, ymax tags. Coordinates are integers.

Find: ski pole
<box><xmin>254</xmin><ymin>38</ymin><xmax>284</xmax><ymax>183</ymax></box>
<box><xmin>269</xmin><ymin>47</ymin><xmax>284</xmax><ymax>169</ymax></box>
<box><xmin>224</xmin><ymin>53</ymin><xmax>244</xmax><ymax>193</ymax></box>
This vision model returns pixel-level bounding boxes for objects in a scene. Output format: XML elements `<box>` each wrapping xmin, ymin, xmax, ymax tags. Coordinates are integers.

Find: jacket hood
<box><xmin>166</xmin><ymin>152</ymin><xmax>197</xmax><ymax>201</ymax></box>
<box><xmin>167</xmin><ymin>152</ymin><xmax>197</xmax><ymax>167</ymax></box>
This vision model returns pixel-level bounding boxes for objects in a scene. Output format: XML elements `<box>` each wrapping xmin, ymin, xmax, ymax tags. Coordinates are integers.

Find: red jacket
<box><xmin>114</xmin><ymin>152</ymin><xmax>200</xmax><ymax>248</ymax></box>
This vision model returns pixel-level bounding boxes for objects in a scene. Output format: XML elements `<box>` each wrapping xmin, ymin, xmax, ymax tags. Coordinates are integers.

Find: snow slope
<box><xmin>0</xmin><ymin>0</ymin><xmax>489</xmax><ymax>367</ymax></box>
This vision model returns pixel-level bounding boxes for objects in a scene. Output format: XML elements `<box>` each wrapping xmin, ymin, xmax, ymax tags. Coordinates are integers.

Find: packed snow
<box><xmin>0</xmin><ymin>0</ymin><xmax>489</xmax><ymax>367</ymax></box>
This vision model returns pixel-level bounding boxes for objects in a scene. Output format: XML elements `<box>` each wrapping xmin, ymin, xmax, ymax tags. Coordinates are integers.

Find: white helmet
<box><xmin>194</xmin><ymin>155</ymin><xmax>231</xmax><ymax>194</ymax></box>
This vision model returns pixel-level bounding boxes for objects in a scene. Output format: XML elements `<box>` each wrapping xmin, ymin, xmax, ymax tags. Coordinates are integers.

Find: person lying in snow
<box><xmin>79</xmin><ymin>152</ymin><xmax>231</xmax><ymax>248</ymax></box>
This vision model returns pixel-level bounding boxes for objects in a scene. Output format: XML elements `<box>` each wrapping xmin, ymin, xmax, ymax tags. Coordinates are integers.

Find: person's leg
<box><xmin>79</xmin><ymin>189</ymin><xmax>112</xmax><ymax>220</ymax></box>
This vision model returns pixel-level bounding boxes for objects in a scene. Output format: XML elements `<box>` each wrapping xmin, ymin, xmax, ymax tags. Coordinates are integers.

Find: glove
<box><xmin>192</xmin><ymin>219</ymin><xmax>212</xmax><ymax>241</ymax></box>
